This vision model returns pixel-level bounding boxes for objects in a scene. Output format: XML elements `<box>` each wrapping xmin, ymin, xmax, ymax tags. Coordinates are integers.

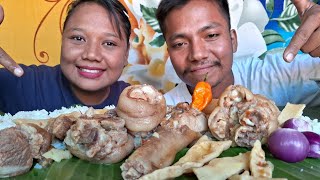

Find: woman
<box><xmin>0</xmin><ymin>0</ymin><xmax>131</xmax><ymax>114</ymax></box>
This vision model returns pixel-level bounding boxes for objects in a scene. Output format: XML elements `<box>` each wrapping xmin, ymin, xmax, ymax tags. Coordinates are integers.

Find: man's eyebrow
<box><xmin>168</xmin><ymin>22</ymin><xmax>222</xmax><ymax>41</ymax></box>
<box><xmin>198</xmin><ymin>22</ymin><xmax>221</xmax><ymax>33</ymax></box>
<box><xmin>168</xmin><ymin>33</ymin><xmax>186</xmax><ymax>41</ymax></box>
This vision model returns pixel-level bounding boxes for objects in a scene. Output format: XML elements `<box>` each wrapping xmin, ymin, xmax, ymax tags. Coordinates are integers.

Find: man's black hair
<box><xmin>156</xmin><ymin>0</ymin><xmax>230</xmax><ymax>36</ymax></box>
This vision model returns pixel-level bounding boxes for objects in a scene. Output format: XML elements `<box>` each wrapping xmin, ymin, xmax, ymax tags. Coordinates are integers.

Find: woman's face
<box><xmin>60</xmin><ymin>2</ymin><xmax>129</xmax><ymax>92</ymax></box>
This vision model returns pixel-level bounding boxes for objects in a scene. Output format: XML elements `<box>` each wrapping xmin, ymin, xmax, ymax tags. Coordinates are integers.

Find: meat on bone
<box><xmin>63</xmin><ymin>109</ymin><xmax>135</xmax><ymax>164</ymax></box>
<box><xmin>0</xmin><ymin>123</ymin><xmax>52</xmax><ymax>177</ymax></box>
<box><xmin>121</xmin><ymin>102</ymin><xmax>206</xmax><ymax>180</ymax></box>
<box><xmin>208</xmin><ymin>85</ymin><xmax>280</xmax><ymax>147</ymax></box>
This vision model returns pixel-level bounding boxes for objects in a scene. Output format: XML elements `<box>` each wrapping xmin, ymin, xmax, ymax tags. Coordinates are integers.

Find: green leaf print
<box><xmin>271</xmin><ymin>2</ymin><xmax>300</xmax><ymax>32</ymax></box>
<box><xmin>149</xmin><ymin>34</ymin><xmax>165</xmax><ymax>47</ymax></box>
<box><xmin>266</xmin><ymin>0</ymin><xmax>274</xmax><ymax>14</ymax></box>
<box><xmin>140</xmin><ymin>4</ymin><xmax>161</xmax><ymax>33</ymax></box>
<box><xmin>262</xmin><ymin>29</ymin><xmax>285</xmax><ymax>45</ymax></box>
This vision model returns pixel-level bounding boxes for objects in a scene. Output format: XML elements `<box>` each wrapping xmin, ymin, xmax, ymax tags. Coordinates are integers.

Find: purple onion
<box><xmin>302</xmin><ymin>131</ymin><xmax>320</xmax><ymax>158</ymax></box>
<box><xmin>282</xmin><ymin>118</ymin><xmax>312</xmax><ymax>131</ymax></box>
<box><xmin>268</xmin><ymin>128</ymin><xmax>310</xmax><ymax>163</ymax></box>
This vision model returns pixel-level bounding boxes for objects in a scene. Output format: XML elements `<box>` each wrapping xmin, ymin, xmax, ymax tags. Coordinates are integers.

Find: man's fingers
<box><xmin>283</xmin><ymin>14</ymin><xmax>319</xmax><ymax>62</ymax></box>
<box><xmin>292</xmin><ymin>0</ymin><xmax>314</xmax><ymax>17</ymax></box>
<box><xmin>309</xmin><ymin>45</ymin><xmax>320</xmax><ymax>57</ymax></box>
<box><xmin>283</xmin><ymin>30</ymin><xmax>307</xmax><ymax>62</ymax></box>
<box><xmin>0</xmin><ymin>47</ymin><xmax>24</xmax><ymax>77</ymax></box>
<box><xmin>301</xmin><ymin>27</ymin><xmax>320</xmax><ymax>53</ymax></box>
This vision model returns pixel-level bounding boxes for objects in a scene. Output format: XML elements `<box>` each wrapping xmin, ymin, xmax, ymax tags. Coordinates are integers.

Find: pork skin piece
<box><xmin>208</xmin><ymin>85</ymin><xmax>280</xmax><ymax>147</ymax></box>
<box><xmin>64</xmin><ymin>114</ymin><xmax>134</xmax><ymax>164</ymax></box>
<box><xmin>0</xmin><ymin>127</ymin><xmax>33</xmax><ymax>178</ymax></box>
<box><xmin>116</xmin><ymin>84</ymin><xmax>166</xmax><ymax>132</ymax></box>
<box><xmin>121</xmin><ymin>125</ymin><xmax>200</xmax><ymax>180</ymax></box>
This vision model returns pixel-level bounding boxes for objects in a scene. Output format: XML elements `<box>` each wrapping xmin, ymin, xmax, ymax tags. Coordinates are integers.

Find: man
<box><xmin>156</xmin><ymin>0</ymin><xmax>320</xmax><ymax>106</ymax></box>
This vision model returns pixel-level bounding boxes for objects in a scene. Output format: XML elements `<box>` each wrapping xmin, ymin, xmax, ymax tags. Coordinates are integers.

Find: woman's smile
<box><xmin>77</xmin><ymin>66</ymin><xmax>105</xmax><ymax>79</ymax></box>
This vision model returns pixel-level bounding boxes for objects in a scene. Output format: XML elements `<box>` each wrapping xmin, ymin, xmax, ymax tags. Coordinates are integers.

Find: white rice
<box><xmin>48</xmin><ymin>105</ymin><xmax>90</xmax><ymax>118</ymax></box>
<box><xmin>0</xmin><ymin>113</ymin><xmax>16</xmax><ymax>130</ymax></box>
<box><xmin>14</xmin><ymin>109</ymin><xmax>51</xmax><ymax>119</ymax></box>
<box><xmin>0</xmin><ymin>105</ymin><xmax>115</xmax><ymax>130</ymax></box>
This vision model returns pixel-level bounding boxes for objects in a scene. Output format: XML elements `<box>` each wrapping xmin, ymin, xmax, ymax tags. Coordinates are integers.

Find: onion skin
<box><xmin>282</xmin><ymin>118</ymin><xmax>312</xmax><ymax>131</ymax></box>
<box><xmin>302</xmin><ymin>131</ymin><xmax>320</xmax><ymax>158</ymax></box>
<box><xmin>267</xmin><ymin>128</ymin><xmax>310</xmax><ymax>163</ymax></box>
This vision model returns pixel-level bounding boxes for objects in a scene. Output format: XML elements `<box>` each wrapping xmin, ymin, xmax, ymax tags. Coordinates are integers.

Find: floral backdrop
<box><xmin>0</xmin><ymin>0</ymin><xmax>319</xmax><ymax>93</ymax></box>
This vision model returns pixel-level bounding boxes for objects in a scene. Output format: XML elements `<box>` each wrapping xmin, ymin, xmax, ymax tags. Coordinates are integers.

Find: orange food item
<box><xmin>191</xmin><ymin>75</ymin><xmax>212</xmax><ymax>111</ymax></box>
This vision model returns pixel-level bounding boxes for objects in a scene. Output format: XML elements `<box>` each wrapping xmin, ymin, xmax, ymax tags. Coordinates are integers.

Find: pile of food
<box><xmin>0</xmin><ymin>84</ymin><xmax>319</xmax><ymax>179</ymax></box>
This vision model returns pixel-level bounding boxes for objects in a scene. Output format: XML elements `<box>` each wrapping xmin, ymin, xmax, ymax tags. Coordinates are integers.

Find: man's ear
<box><xmin>230</xmin><ymin>29</ymin><xmax>238</xmax><ymax>53</ymax></box>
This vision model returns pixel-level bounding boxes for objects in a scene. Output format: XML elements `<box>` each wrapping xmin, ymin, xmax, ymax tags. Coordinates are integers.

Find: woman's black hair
<box><xmin>156</xmin><ymin>0</ymin><xmax>230</xmax><ymax>36</ymax></box>
<box><xmin>63</xmin><ymin>0</ymin><xmax>131</xmax><ymax>44</ymax></box>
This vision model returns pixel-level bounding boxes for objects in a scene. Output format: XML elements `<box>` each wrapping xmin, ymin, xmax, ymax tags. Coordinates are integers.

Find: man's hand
<box><xmin>0</xmin><ymin>4</ymin><xmax>24</xmax><ymax>77</ymax></box>
<box><xmin>283</xmin><ymin>1</ymin><xmax>320</xmax><ymax>62</ymax></box>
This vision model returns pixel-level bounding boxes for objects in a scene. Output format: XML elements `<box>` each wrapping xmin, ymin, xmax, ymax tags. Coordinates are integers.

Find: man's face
<box><xmin>164</xmin><ymin>0</ymin><xmax>237</xmax><ymax>89</ymax></box>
